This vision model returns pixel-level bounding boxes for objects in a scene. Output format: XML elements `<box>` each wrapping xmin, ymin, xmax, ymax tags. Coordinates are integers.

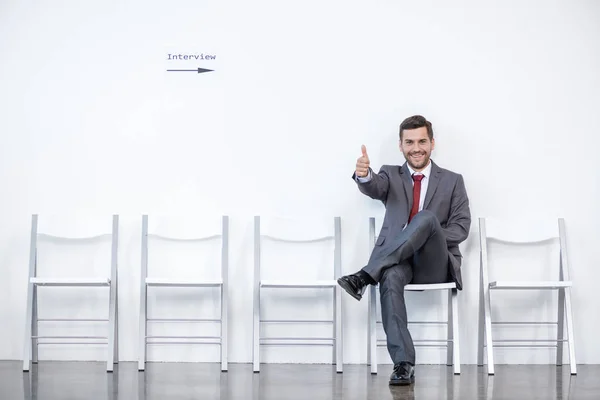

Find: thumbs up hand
<box><xmin>355</xmin><ymin>145</ymin><xmax>370</xmax><ymax>177</ymax></box>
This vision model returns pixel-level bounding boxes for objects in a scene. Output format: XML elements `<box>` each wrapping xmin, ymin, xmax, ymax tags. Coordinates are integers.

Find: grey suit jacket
<box><xmin>353</xmin><ymin>160</ymin><xmax>471</xmax><ymax>290</ymax></box>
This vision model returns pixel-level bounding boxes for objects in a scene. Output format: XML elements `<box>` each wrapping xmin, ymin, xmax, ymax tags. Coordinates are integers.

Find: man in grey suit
<box><xmin>337</xmin><ymin>115</ymin><xmax>471</xmax><ymax>386</ymax></box>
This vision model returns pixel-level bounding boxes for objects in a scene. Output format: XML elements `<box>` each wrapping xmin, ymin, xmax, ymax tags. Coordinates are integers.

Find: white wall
<box><xmin>1</xmin><ymin>0</ymin><xmax>599</xmax><ymax>365</ymax></box>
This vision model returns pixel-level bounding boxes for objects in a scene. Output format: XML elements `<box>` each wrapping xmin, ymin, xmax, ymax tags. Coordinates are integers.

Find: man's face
<box><xmin>399</xmin><ymin>127</ymin><xmax>435</xmax><ymax>171</ymax></box>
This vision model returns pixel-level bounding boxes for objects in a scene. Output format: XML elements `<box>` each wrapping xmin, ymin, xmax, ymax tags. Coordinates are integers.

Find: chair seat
<box><xmin>145</xmin><ymin>278</ymin><xmax>222</xmax><ymax>287</ymax></box>
<box><xmin>30</xmin><ymin>277</ymin><xmax>111</xmax><ymax>287</ymax></box>
<box><xmin>406</xmin><ymin>282</ymin><xmax>456</xmax><ymax>291</ymax></box>
<box><xmin>489</xmin><ymin>280</ymin><xmax>572</xmax><ymax>290</ymax></box>
<box><xmin>374</xmin><ymin>282</ymin><xmax>457</xmax><ymax>290</ymax></box>
<box><xmin>260</xmin><ymin>280</ymin><xmax>337</xmax><ymax>288</ymax></box>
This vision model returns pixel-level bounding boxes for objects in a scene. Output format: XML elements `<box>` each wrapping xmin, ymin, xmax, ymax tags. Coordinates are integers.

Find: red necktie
<box><xmin>409</xmin><ymin>174</ymin><xmax>424</xmax><ymax>222</ymax></box>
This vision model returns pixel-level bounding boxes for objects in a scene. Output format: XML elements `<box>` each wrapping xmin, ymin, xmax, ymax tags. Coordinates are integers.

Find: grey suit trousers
<box><xmin>362</xmin><ymin>210</ymin><xmax>450</xmax><ymax>364</ymax></box>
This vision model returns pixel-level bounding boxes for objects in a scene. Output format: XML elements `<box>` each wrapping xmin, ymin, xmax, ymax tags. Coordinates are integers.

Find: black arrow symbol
<box><xmin>166</xmin><ymin>67</ymin><xmax>214</xmax><ymax>73</ymax></box>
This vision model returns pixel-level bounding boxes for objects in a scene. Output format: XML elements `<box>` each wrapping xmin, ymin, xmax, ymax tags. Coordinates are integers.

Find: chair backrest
<box><xmin>35</xmin><ymin>214</ymin><xmax>117</xmax><ymax>240</ymax></box>
<box><xmin>480</xmin><ymin>217</ymin><xmax>560</xmax><ymax>244</ymax></box>
<box><xmin>254</xmin><ymin>216</ymin><xmax>341</xmax><ymax>281</ymax></box>
<box><xmin>368</xmin><ymin>217</ymin><xmax>381</xmax><ymax>248</ymax></box>
<box><xmin>141</xmin><ymin>214</ymin><xmax>228</xmax><ymax>281</ymax></box>
<box><xmin>478</xmin><ymin>217</ymin><xmax>570</xmax><ymax>284</ymax></box>
<box><xmin>145</xmin><ymin>214</ymin><xmax>226</xmax><ymax>241</ymax></box>
<box><xmin>29</xmin><ymin>214</ymin><xmax>118</xmax><ymax>279</ymax></box>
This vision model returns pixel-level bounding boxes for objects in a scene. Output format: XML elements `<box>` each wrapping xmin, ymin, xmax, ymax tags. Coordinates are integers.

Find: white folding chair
<box><xmin>23</xmin><ymin>214</ymin><xmax>119</xmax><ymax>372</ymax></box>
<box><xmin>252</xmin><ymin>216</ymin><xmax>343</xmax><ymax>373</ymax></box>
<box><xmin>138</xmin><ymin>215</ymin><xmax>229</xmax><ymax>371</ymax></box>
<box><xmin>366</xmin><ymin>217</ymin><xmax>460</xmax><ymax>375</ymax></box>
<box><xmin>477</xmin><ymin>217</ymin><xmax>576</xmax><ymax>375</ymax></box>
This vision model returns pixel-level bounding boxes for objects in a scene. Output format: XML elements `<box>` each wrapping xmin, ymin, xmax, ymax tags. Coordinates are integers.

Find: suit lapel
<box><xmin>399</xmin><ymin>163</ymin><xmax>414</xmax><ymax>215</ymax></box>
<box><xmin>423</xmin><ymin>161</ymin><xmax>441</xmax><ymax>210</ymax></box>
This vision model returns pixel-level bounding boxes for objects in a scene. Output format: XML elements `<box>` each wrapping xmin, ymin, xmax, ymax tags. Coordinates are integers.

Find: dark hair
<box><xmin>399</xmin><ymin>115</ymin><xmax>434</xmax><ymax>141</ymax></box>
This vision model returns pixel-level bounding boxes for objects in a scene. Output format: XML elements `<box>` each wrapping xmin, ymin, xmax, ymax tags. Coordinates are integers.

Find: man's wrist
<box><xmin>356</xmin><ymin>169</ymin><xmax>372</xmax><ymax>182</ymax></box>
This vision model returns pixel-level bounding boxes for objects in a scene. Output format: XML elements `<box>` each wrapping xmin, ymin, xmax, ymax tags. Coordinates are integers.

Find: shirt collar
<box><xmin>407</xmin><ymin>160</ymin><xmax>432</xmax><ymax>178</ymax></box>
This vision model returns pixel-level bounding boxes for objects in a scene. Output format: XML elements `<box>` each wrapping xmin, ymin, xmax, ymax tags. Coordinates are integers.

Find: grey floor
<box><xmin>1</xmin><ymin>361</ymin><xmax>598</xmax><ymax>400</ymax></box>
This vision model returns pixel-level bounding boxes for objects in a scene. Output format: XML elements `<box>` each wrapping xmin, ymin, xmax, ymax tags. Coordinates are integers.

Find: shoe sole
<box><xmin>389</xmin><ymin>376</ymin><xmax>415</xmax><ymax>386</ymax></box>
<box><xmin>337</xmin><ymin>278</ymin><xmax>362</xmax><ymax>301</ymax></box>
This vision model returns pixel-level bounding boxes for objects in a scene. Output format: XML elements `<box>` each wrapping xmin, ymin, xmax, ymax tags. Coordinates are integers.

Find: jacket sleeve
<box><xmin>351</xmin><ymin>166</ymin><xmax>390</xmax><ymax>202</ymax></box>
<box><xmin>442</xmin><ymin>174</ymin><xmax>471</xmax><ymax>246</ymax></box>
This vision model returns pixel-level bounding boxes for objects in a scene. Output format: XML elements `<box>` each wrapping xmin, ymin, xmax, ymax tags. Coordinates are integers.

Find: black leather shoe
<box><xmin>389</xmin><ymin>362</ymin><xmax>415</xmax><ymax>386</ymax></box>
<box><xmin>337</xmin><ymin>274</ymin><xmax>367</xmax><ymax>301</ymax></box>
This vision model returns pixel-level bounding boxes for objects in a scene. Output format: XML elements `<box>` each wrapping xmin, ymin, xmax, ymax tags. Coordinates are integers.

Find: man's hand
<box><xmin>355</xmin><ymin>145</ymin><xmax>370</xmax><ymax>177</ymax></box>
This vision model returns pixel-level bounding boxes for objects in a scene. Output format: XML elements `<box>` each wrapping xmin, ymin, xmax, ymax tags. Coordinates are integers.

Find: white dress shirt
<box><xmin>356</xmin><ymin>161</ymin><xmax>432</xmax><ymax>212</ymax></box>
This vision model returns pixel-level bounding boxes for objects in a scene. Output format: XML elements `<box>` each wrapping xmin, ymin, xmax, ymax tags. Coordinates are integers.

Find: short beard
<box><xmin>405</xmin><ymin>153</ymin><xmax>430</xmax><ymax>170</ymax></box>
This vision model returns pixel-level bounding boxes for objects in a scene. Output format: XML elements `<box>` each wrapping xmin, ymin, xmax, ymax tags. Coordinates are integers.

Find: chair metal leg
<box><xmin>253</xmin><ymin>216</ymin><xmax>260</xmax><ymax>373</ymax></box>
<box><xmin>252</xmin><ymin>287</ymin><xmax>260</xmax><ymax>373</ymax></box>
<box><xmin>558</xmin><ymin>218</ymin><xmax>576</xmax><ymax>375</ymax></box>
<box><xmin>556</xmin><ymin>287</ymin><xmax>565</xmax><ymax>367</ymax></box>
<box><xmin>446</xmin><ymin>289</ymin><xmax>453</xmax><ymax>367</ymax></box>
<box><xmin>564</xmin><ymin>287</ymin><xmax>577</xmax><ymax>375</ymax></box>
<box><xmin>24</xmin><ymin>218</ymin><xmax>38</xmax><ymax>372</ymax></box>
<box><xmin>107</xmin><ymin>281</ymin><xmax>117</xmax><ymax>372</ymax></box>
<box><xmin>477</xmin><ymin>275</ymin><xmax>485</xmax><ymax>367</ymax></box>
<box><xmin>221</xmin><ymin>215</ymin><xmax>229</xmax><ymax>372</ymax></box>
<box><xmin>451</xmin><ymin>288</ymin><xmax>460</xmax><ymax>374</ymax></box>
<box><xmin>220</xmin><ymin>284</ymin><xmax>228</xmax><ymax>372</ymax></box>
<box><xmin>22</xmin><ymin>282</ymin><xmax>34</xmax><ymax>372</ymax></box>
<box><xmin>367</xmin><ymin>321</ymin><xmax>371</xmax><ymax>367</ymax></box>
<box><xmin>107</xmin><ymin>215</ymin><xmax>119</xmax><ymax>372</ymax></box>
<box><xmin>138</xmin><ymin>281</ymin><xmax>147</xmax><ymax>371</ymax></box>
<box><xmin>139</xmin><ymin>215</ymin><xmax>148</xmax><ymax>371</ymax></box>
<box><xmin>332</xmin><ymin>289</ymin><xmax>337</xmax><ymax>368</ymax></box>
<box><xmin>367</xmin><ymin>302</ymin><xmax>371</xmax><ymax>367</ymax></box>
<box><xmin>32</xmin><ymin>286</ymin><xmax>39</xmax><ymax>364</ymax></box>
<box><xmin>483</xmin><ymin>285</ymin><xmax>495</xmax><ymax>375</ymax></box>
<box><xmin>333</xmin><ymin>216</ymin><xmax>343</xmax><ymax>373</ymax></box>
<box><xmin>106</xmin><ymin>215</ymin><xmax>119</xmax><ymax>372</ymax></box>
<box><xmin>335</xmin><ymin>285</ymin><xmax>343</xmax><ymax>373</ymax></box>
<box><xmin>368</xmin><ymin>285</ymin><xmax>377</xmax><ymax>374</ymax></box>
<box><xmin>114</xmin><ymin>283</ymin><xmax>119</xmax><ymax>366</ymax></box>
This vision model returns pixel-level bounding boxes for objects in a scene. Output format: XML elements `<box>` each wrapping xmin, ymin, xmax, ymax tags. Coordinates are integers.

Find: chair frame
<box><xmin>366</xmin><ymin>217</ymin><xmax>460</xmax><ymax>375</ymax></box>
<box><xmin>22</xmin><ymin>214</ymin><xmax>119</xmax><ymax>372</ymax></box>
<box><xmin>252</xmin><ymin>216</ymin><xmax>343</xmax><ymax>373</ymax></box>
<box><xmin>477</xmin><ymin>217</ymin><xmax>577</xmax><ymax>375</ymax></box>
<box><xmin>138</xmin><ymin>215</ymin><xmax>229</xmax><ymax>371</ymax></box>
